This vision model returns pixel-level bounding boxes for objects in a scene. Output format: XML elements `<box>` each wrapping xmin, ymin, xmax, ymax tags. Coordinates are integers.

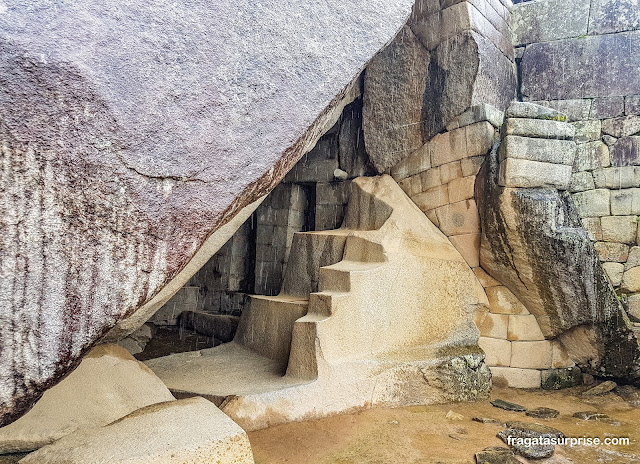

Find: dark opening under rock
<box><xmin>498</xmin><ymin>421</ymin><xmax>565</xmax><ymax>459</ymax></box>
<box><xmin>475</xmin><ymin>446</ymin><xmax>520</xmax><ymax>464</ymax></box>
<box><xmin>491</xmin><ymin>399</ymin><xmax>527</xmax><ymax>412</ymax></box>
<box><xmin>178</xmin><ymin>311</ymin><xmax>240</xmax><ymax>343</ymax></box>
<box><xmin>525</xmin><ymin>407</ymin><xmax>560</xmax><ymax>419</ymax></box>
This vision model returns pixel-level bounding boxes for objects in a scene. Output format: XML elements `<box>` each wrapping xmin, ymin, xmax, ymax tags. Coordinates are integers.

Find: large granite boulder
<box><xmin>0</xmin><ymin>0</ymin><xmax>415</xmax><ymax>425</ymax></box>
<box><xmin>476</xmin><ymin>145</ymin><xmax>640</xmax><ymax>383</ymax></box>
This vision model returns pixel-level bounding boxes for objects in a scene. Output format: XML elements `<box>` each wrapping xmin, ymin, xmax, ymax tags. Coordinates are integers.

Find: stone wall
<box><xmin>513</xmin><ymin>0</ymin><xmax>640</xmax><ymax>323</ymax></box>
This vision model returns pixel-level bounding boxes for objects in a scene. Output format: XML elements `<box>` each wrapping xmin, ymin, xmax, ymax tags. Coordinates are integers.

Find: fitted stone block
<box><xmin>499</xmin><ymin>158</ymin><xmax>573</xmax><ymax>189</ymax></box>
<box><xmin>473</xmin><ymin>267</ymin><xmax>501</xmax><ymax>287</ymax></box>
<box><xmin>465</xmin><ymin>122</ymin><xmax>497</xmax><ymax>159</ymax></box>
<box><xmin>610</xmin><ymin>189</ymin><xmax>640</xmax><ymax>215</ymax></box>
<box><xmin>448</xmin><ymin>175</ymin><xmax>476</xmax><ymax>203</ymax></box>
<box><xmin>531</xmin><ymin>99</ymin><xmax>591</xmax><ymax>122</ymax></box>
<box><xmin>420</xmin><ymin>168</ymin><xmax>442</xmax><ymax>190</ymax></box>
<box><xmin>589</xmin><ymin>0</ymin><xmax>640</xmax><ymax>34</ymax></box>
<box><xmin>446</xmin><ymin>104</ymin><xmax>504</xmax><ymax>131</ymax></box>
<box><xmin>568</xmin><ymin>172</ymin><xmax>595</xmax><ymax>193</ymax></box>
<box><xmin>430</xmin><ymin>126</ymin><xmax>470</xmax><ymax>167</ymax></box>
<box><xmin>572</xmin><ymin>189</ymin><xmax>610</xmax><ymax>217</ymax></box>
<box><xmin>479</xmin><ymin>337</ymin><xmax>511</xmax><ymax>367</ymax></box>
<box><xmin>508</xmin><ymin>315</ymin><xmax>545</xmax><ymax>341</ymax></box>
<box><xmin>590</xmin><ymin>96</ymin><xmax>625</xmax><ymax>120</ymax></box>
<box><xmin>440</xmin><ymin>161</ymin><xmax>463</xmax><ymax>184</ymax></box>
<box><xmin>512</xmin><ymin>0</ymin><xmax>589</xmax><ymax>46</ymax></box>
<box><xmin>610</xmin><ymin>136</ymin><xmax>640</xmax><ymax>166</ymax></box>
<box><xmin>580</xmin><ymin>217</ymin><xmax>603</xmax><ymax>241</ymax></box>
<box><xmin>627</xmin><ymin>293</ymin><xmax>640</xmax><ymax>320</ymax></box>
<box><xmin>406</xmin><ymin>144</ymin><xmax>432</xmax><ymax>177</ymax></box>
<box><xmin>503</xmin><ymin>118</ymin><xmax>575</xmax><ymax>140</ymax></box>
<box><xmin>592</xmin><ymin>167</ymin><xmax>640</xmax><ymax>189</ymax></box>
<box><xmin>486</xmin><ymin>286</ymin><xmax>529</xmax><ymax>315</ymax></box>
<box><xmin>435</xmin><ymin>200</ymin><xmax>480</xmax><ymax>235</ymax></box>
<box><xmin>490</xmin><ymin>367</ymin><xmax>542</xmax><ymax>389</ymax></box>
<box><xmin>449</xmin><ymin>233</ymin><xmax>481</xmax><ymax>267</ymax></box>
<box><xmin>626</xmin><ymin>95</ymin><xmax>640</xmax><ymax>116</ymax></box>
<box><xmin>572</xmin><ymin>120</ymin><xmax>602</xmax><ymax>143</ymax></box>
<box><xmin>602</xmin><ymin>116</ymin><xmax>640</xmax><ymax>138</ymax></box>
<box><xmin>573</xmin><ymin>141</ymin><xmax>610</xmax><ymax>171</ymax></box>
<box><xmin>461</xmin><ymin>155</ymin><xmax>486</xmax><ymax>177</ymax></box>
<box><xmin>499</xmin><ymin>135</ymin><xmax>576</xmax><ymax>166</ymax></box>
<box><xmin>600</xmin><ymin>216</ymin><xmax>638</xmax><ymax>244</ymax></box>
<box><xmin>602</xmin><ymin>262</ymin><xmax>624</xmax><ymax>287</ymax></box>
<box><xmin>521</xmin><ymin>32</ymin><xmax>640</xmax><ymax>101</ymax></box>
<box><xmin>480</xmin><ymin>313</ymin><xmax>509</xmax><ymax>339</ymax></box>
<box><xmin>413</xmin><ymin>184</ymin><xmax>449</xmax><ymax>212</ymax></box>
<box><xmin>622</xmin><ymin>267</ymin><xmax>640</xmax><ymax>293</ymax></box>
<box><xmin>594</xmin><ymin>242</ymin><xmax>630</xmax><ymax>262</ymax></box>
<box><xmin>511</xmin><ymin>340</ymin><xmax>553</xmax><ymax>369</ymax></box>
<box><xmin>504</xmin><ymin>102</ymin><xmax>567</xmax><ymax>121</ymax></box>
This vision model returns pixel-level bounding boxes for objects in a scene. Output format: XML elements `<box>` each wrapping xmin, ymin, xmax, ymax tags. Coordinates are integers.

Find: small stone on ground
<box><xmin>491</xmin><ymin>399</ymin><xmax>527</xmax><ymax>412</ymax></box>
<box><xmin>582</xmin><ymin>381</ymin><xmax>617</xmax><ymax>396</ymax></box>
<box><xmin>526</xmin><ymin>407</ymin><xmax>560</xmax><ymax>419</ymax></box>
<box><xmin>498</xmin><ymin>421</ymin><xmax>564</xmax><ymax>459</ymax></box>
<box><xmin>475</xmin><ymin>446</ymin><xmax>520</xmax><ymax>463</ymax></box>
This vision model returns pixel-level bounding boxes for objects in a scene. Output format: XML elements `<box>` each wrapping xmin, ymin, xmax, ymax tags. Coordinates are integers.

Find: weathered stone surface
<box><xmin>615</xmin><ymin>384</ymin><xmax>640</xmax><ymax>406</ymax></box>
<box><xmin>525</xmin><ymin>407</ymin><xmax>560</xmax><ymax>419</ymax></box>
<box><xmin>627</xmin><ymin>96</ymin><xmax>640</xmax><ymax>116</ymax></box>
<box><xmin>421</xmin><ymin>31</ymin><xmax>516</xmax><ymax>139</ymax></box>
<box><xmin>498</xmin><ymin>158</ymin><xmax>573</xmax><ymax>189</ymax></box>
<box><xmin>363</xmin><ymin>26</ymin><xmax>431</xmax><ymax>172</ymax></box>
<box><xmin>0</xmin><ymin>0</ymin><xmax>417</xmax><ymax>425</ymax></box>
<box><xmin>508</xmin><ymin>315</ymin><xmax>545</xmax><ymax>341</ymax></box>
<box><xmin>588</xmin><ymin>0</ymin><xmax>640</xmax><ymax>35</ymax></box>
<box><xmin>521</xmin><ymin>32</ymin><xmax>640</xmax><ymax>101</ymax></box>
<box><xmin>491</xmin><ymin>399</ymin><xmax>527</xmax><ymax>412</ymax></box>
<box><xmin>572</xmin><ymin>189</ymin><xmax>610</xmax><ymax>217</ymax></box>
<box><xmin>600</xmin><ymin>216</ymin><xmax>638</xmax><ymax>244</ymax></box>
<box><xmin>490</xmin><ymin>367</ymin><xmax>542</xmax><ymax>388</ymax></box>
<box><xmin>610</xmin><ymin>189</ymin><xmax>640</xmax><ymax>216</ymax></box>
<box><xmin>511</xmin><ymin>340</ymin><xmax>552</xmax><ymax>369</ymax></box>
<box><xmin>117</xmin><ymin>323</ymin><xmax>154</xmax><ymax>355</ymax></box>
<box><xmin>594</xmin><ymin>242</ymin><xmax>629</xmax><ymax>262</ymax></box>
<box><xmin>505</xmin><ymin>102</ymin><xmax>567</xmax><ymax>121</ymax></box>
<box><xmin>541</xmin><ymin>367</ymin><xmax>583</xmax><ymax>390</ymax></box>
<box><xmin>602</xmin><ymin>262</ymin><xmax>624</xmax><ymax>287</ymax></box>
<box><xmin>628</xmin><ymin>294</ymin><xmax>640</xmax><ymax>321</ymax></box>
<box><xmin>512</xmin><ymin>0</ymin><xmax>589</xmax><ymax>46</ymax></box>
<box><xmin>479</xmin><ymin>337</ymin><xmax>511</xmax><ymax>366</ymax></box>
<box><xmin>611</xmin><ymin>137</ymin><xmax>640</xmax><ymax>166</ymax></box>
<box><xmin>592</xmin><ymin>166</ymin><xmax>640</xmax><ymax>189</ymax></box>
<box><xmin>477</xmin><ymin>147</ymin><xmax>640</xmax><ymax>383</ymax></box>
<box><xmin>0</xmin><ymin>345</ymin><xmax>175</xmax><ymax>454</ymax></box>
<box><xmin>179</xmin><ymin>311</ymin><xmax>240</xmax><ymax>343</ymax></box>
<box><xmin>498</xmin><ymin>421</ymin><xmax>564</xmax><ymax>459</ymax></box>
<box><xmin>475</xmin><ymin>446</ymin><xmax>520</xmax><ymax>464</ymax></box>
<box><xmin>503</xmin><ymin>118</ymin><xmax>575</xmax><ymax>140</ymax></box>
<box><xmin>485</xmin><ymin>286</ymin><xmax>528</xmax><ymax>314</ymax></box>
<box><xmin>446</xmin><ymin>103</ymin><xmax>504</xmax><ymax>131</ymax></box>
<box><xmin>531</xmin><ymin>99</ymin><xmax>591</xmax><ymax>122</ymax></box>
<box><xmin>621</xmin><ymin>267</ymin><xmax>640</xmax><ymax>293</ymax></box>
<box><xmin>590</xmin><ymin>97</ymin><xmax>625</xmax><ymax>120</ymax></box>
<box><xmin>568</xmin><ymin>172</ymin><xmax>595</xmax><ymax>193</ymax></box>
<box><xmin>435</xmin><ymin>199</ymin><xmax>480</xmax><ymax>235</ymax></box>
<box><xmin>498</xmin><ymin>136</ymin><xmax>576</xmax><ymax>165</ymax></box>
<box><xmin>580</xmin><ymin>217</ymin><xmax>603</xmax><ymax>241</ymax></box>
<box><xmin>573</xmin><ymin>142</ymin><xmax>610</xmax><ymax>171</ymax></box>
<box><xmin>572</xmin><ymin>120</ymin><xmax>602</xmax><ymax>143</ymax></box>
<box><xmin>602</xmin><ymin>116</ymin><xmax>640</xmax><ymax>138</ymax></box>
<box><xmin>582</xmin><ymin>380</ymin><xmax>617</xmax><ymax>396</ymax></box>
<box><xmin>18</xmin><ymin>397</ymin><xmax>255</xmax><ymax>463</ymax></box>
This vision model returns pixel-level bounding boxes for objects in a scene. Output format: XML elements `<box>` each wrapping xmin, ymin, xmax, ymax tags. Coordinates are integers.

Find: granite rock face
<box><xmin>521</xmin><ymin>32</ymin><xmax>640</xmax><ymax>101</ymax></box>
<box><xmin>0</xmin><ymin>0</ymin><xmax>416</xmax><ymax>426</ymax></box>
<box><xmin>477</xmin><ymin>146</ymin><xmax>640</xmax><ymax>383</ymax></box>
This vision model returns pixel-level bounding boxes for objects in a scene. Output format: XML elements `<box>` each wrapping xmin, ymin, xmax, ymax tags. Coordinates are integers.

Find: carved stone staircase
<box><xmin>146</xmin><ymin>175</ymin><xmax>491</xmax><ymax>430</ymax></box>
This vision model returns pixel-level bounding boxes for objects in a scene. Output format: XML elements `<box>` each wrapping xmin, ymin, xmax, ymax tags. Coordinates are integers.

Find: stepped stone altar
<box><xmin>146</xmin><ymin>176</ymin><xmax>491</xmax><ymax>430</ymax></box>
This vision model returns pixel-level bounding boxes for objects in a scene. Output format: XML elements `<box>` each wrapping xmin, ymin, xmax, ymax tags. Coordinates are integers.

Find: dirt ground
<box><xmin>248</xmin><ymin>385</ymin><xmax>640</xmax><ymax>464</ymax></box>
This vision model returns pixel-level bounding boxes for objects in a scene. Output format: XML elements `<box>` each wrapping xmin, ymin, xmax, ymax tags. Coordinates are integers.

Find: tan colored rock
<box><xmin>413</xmin><ymin>184</ymin><xmax>449</xmax><ymax>211</ymax></box>
<box><xmin>627</xmin><ymin>294</ymin><xmax>640</xmax><ymax>321</ymax></box>
<box><xmin>580</xmin><ymin>217</ymin><xmax>603</xmax><ymax>241</ymax></box>
<box><xmin>420</xmin><ymin>168</ymin><xmax>442</xmax><ymax>190</ymax></box>
<box><xmin>461</xmin><ymin>155</ymin><xmax>486</xmax><ymax>177</ymax></box>
<box><xmin>425</xmin><ymin>209</ymin><xmax>440</xmax><ymax>227</ymax></box>
<box><xmin>602</xmin><ymin>262</ymin><xmax>624</xmax><ymax>287</ymax></box>
<box><xmin>507</xmin><ymin>315</ymin><xmax>545</xmax><ymax>341</ymax></box>
<box><xmin>480</xmin><ymin>314</ymin><xmax>509</xmax><ymax>339</ymax></box>
<box><xmin>435</xmin><ymin>200</ymin><xmax>480</xmax><ymax>236</ymax></box>
<box><xmin>621</xmin><ymin>267</ymin><xmax>640</xmax><ymax>293</ymax></box>
<box><xmin>0</xmin><ymin>345</ymin><xmax>175</xmax><ymax>454</ymax></box>
<box><xmin>498</xmin><ymin>158</ymin><xmax>573</xmax><ymax>189</ymax></box>
<box><xmin>551</xmin><ymin>341</ymin><xmax>575</xmax><ymax>369</ymax></box>
<box><xmin>407</xmin><ymin>144</ymin><xmax>431</xmax><ymax>177</ymax></box>
<box><xmin>448</xmin><ymin>175</ymin><xmax>476</xmax><ymax>203</ymax></box>
<box><xmin>473</xmin><ymin>267</ymin><xmax>501</xmax><ymax>288</ymax></box>
<box><xmin>490</xmin><ymin>367</ymin><xmax>541</xmax><ymax>389</ymax></box>
<box><xmin>594</xmin><ymin>242</ymin><xmax>630</xmax><ymax>263</ymax></box>
<box><xmin>19</xmin><ymin>397</ymin><xmax>254</xmax><ymax>464</ymax></box>
<box><xmin>439</xmin><ymin>160</ymin><xmax>463</xmax><ymax>184</ymax></box>
<box><xmin>479</xmin><ymin>337</ymin><xmax>511</xmax><ymax>367</ymax></box>
<box><xmin>449</xmin><ymin>233</ymin><xmax>481</xmax><ymax>268</ymax></box>
<box><xmin>511</xmin><ymin>341</ymin><xmax>553</xmax><ymax>369</ymax></box>
<box><xmin>572</xmin><ymin>189</ymin><xmax>611</xmax><ymax>217</ymax></box>
<box><xmin>601</xmin><ymin>216</ymin><xmax>638</xmax><ymax>244</ymax></box>
<box><xmin>430</xmin><ymin>126</ymin><xmax>468</xmax><ymax>167</ymax></box>
<box><xmin>486</xmin><ymin>286</ymin><xmax>529</xmax><ymax>315</ymax></box>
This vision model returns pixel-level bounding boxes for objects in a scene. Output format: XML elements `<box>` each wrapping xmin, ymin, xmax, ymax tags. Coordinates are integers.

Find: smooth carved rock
<box><xmin>0</xmin><ymin>0</ymin><xmax>416</xmax><ymax>425</ymax></box>
<box><xmin>477</xmin><ymin>145</ymin><xmax>640</xmax><ymax>384</ymax></box>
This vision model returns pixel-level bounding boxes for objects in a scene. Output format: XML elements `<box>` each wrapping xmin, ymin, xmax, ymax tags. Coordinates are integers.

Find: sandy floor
<box><xmin>248</xmin><ymin>385</ymin><xmax>640</xmax><ymax>463</ymax></box>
